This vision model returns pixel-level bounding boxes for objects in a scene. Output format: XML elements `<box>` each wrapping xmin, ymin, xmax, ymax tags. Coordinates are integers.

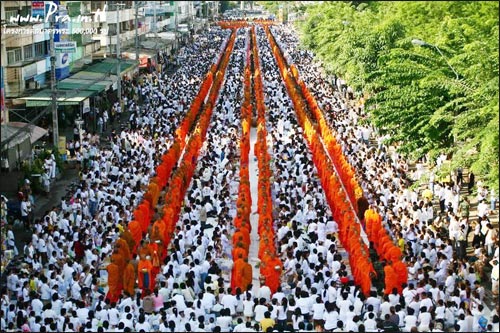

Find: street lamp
<box><xmin>112</xmin><ymin>3</ymin><xmax>126</xmax><ymax>109</ymax></box>
<box><xmin>411</xmin><ymin>39</ymin><xmax>460</xmax><ymax>80</ymax></box>
<box><xmin>75</xmin><ymin>117</ymin><xmax>84</xmax><ymax>152</ymax></box>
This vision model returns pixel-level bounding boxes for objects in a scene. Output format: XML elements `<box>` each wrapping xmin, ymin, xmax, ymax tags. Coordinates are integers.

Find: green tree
<box><xmin>297</xmin><ymin>1</ymin><xmax>499</xmax><ymax>190</ymax></box>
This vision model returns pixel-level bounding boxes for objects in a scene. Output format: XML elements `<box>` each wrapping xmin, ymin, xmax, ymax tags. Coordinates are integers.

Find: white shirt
<box><xmin>257</xmin><ymin>285</ymin><xmax>271</xmax><ymax>302</ymax></box>
<box><xmin>418</xmin><ymin>311</ymin><xmax>432</xmax><ymax>328</ymax></box>
<box><xmin>254</xmin><ymin>304</ymin><xmax>268</xmax><ymax>322</ymax></box>
<box><xmin>323</xmin><ymin>310</ymin><xmax>339</xmax><ymax>330</ymax></box>
<box><xmin>221</xmin><ymin>294</ymin><xmax>238</xmax><ymax>316</ymax></box>
<box><xmin>404</xmin><ymin>315</ymin><xmax>418</xmax><ymax>330</ymax></box>
<box><xmin>312</xmin><ymin>302</ymin><xmax>326</xmax><ymax>320</ymax></box>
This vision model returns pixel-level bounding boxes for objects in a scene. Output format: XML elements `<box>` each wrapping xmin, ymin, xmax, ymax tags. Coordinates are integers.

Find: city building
<box><xmin>1</xmin><ymin>1</ymin><xmax>101</xmax><ymax>99</ymax></box>
<box><xmin>1</xmin><ymin>1</ymin><xmax>199</xmax><ymax>171</ymax></box>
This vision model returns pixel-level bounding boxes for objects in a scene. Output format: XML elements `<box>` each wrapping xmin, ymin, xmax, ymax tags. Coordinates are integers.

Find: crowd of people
<box><xmin>0</xmin><ymin>20</ymin><xmax>498</xmax><ymax>333</ymax></box>
<box><xmin>268</xmin><ymin>23</ymin><xmax>499</xmax><ymax>331</ymax></box>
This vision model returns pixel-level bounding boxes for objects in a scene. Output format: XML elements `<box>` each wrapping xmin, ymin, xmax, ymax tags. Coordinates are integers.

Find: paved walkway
<box><xmin>1</xmin><ymin>113</ymin><xmax>131</xmax><ymax>279</ymax></box>
<box><xmin>248</xmin><ymin>126</ymin><xmax>261</xmax><ymax>294</ymax></box>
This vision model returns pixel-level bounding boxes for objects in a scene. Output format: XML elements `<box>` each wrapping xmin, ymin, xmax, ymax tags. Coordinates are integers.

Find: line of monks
<box><xmin>230</xmin><ymin>27</ymin><xmax>283</xmax><ymax>295</ymax></box>
<box><xmin>106</xmin><ymin>31</ymin><xmax>238</xmax><ymax>303</ymax></box>
<box><xmin>265</xmin><ymin>28</ymin><xmax>408</xmax><ymax>294</ymax></box>
<box><xmin>265</xmin><ymin>25</ymin><xmax>377</xmax><ymax>296</ymax></box>
<box><xmin>272</xmin><ymin>27</ymin><xmax>409</xmax><ymax>297</ymax></box>
<box><xmin>231</xmin><ymin>38</ymin><xmax>254</xmax><ymax>294</ymax></box>
<box><xmin>292</xmin><ymin>63</ymin><xmax>364</xmax><ymax>212</ymax></box>
<box><xmin>252</xmin><ymin>26</ymin><xmax>283</xmax><ymax>295</ymax></box>
<box><xmin>364</xmin><ymin>207</ymin><xmax>408</xmax><ymax>294</ymax></box>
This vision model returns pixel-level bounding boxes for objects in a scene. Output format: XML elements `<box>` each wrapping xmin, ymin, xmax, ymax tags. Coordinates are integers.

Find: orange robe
<box><xmin>137</xmin><ymin>258</ymin><xmax>154</xmax><ymax>291</ymax></box>
<box><xmin>232</xmin><ymin>230</ymin><xmax>245</xmax><ymax>246</ymax></box>
<box><xmin>121</xmin><ymin>229</ymin><xmax>136</xmax><ymax>255</ymax></box>
<box><xmin>138</xmin><ymin>244</ymin><xmax>153</xmax><ymax>260</ymax></box>
<box><xmin>384</xmin><ymin>264</ymin><xmax>399</xmax><ymax>295</ymax></box>
<box><xmin>128</xmin><ymin>220</ymin><xmax>142</xmax><ymax>254</ymax></box>
<box><xmin>241</xmin><ymin>261</ymin><xmax>253</xmax><ymax>292</ymax></box>
<box><xmin>392</xmin><ymin>260</ymin><xmax>408</xmax><ymax>292</ymax></box>
<box><xmin>232</xmin><ymin>245</ymin><xmax>248</xmax><ymax>261</ymax></box>
<box><xmin>106</xmin><ymin>262</ymin><xmax>121</xmax><ymax>303</ymax></box>
<box><xmin>135</xmin><ymin>205</ymin><xmax>148</xmax><ymax>234</ymax></box>
<box><xmin>261</xmin><ymin>256</ymin><xmax>282</xmax><ymax>294</ymax></box>
<box><xmin>231</xmin><ymin>257</ymin><xmax>246</xmax><ymax>293</ymax></box>
<box><xmin>123</xmin><ymin>262</ymin><xmax>136</xmax><ymax>296</ymax></box>
<box><xmin>115</xmin><ymin>238</ymin><xmax>131</xmax><ymax>262</ymax></box>
<box><xmin>150</xmin><ymin>220</ymin><xmax>166</xmax><ymax>260</ymax></box>
<box><xmin>147</xmin><ymin>182</ymin><xmax>160</xmax><ymax>208</ymax></box>
<box><xmin>387</xmin><ymin>246</ymin><xmax>402</xmax><ymax>263</ymax></box>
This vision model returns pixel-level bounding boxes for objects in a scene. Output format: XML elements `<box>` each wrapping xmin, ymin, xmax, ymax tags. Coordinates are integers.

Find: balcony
<box><xmin>106</xmin><ymin>8</ymin><xmax>134</xmax><ymax>23</ymax></box>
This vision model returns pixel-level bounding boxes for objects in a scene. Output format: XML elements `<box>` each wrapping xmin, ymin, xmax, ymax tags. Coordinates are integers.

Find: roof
<box><xmin>19</xmin><ymin>59</ymin><xmax>137</xmax><ymax>107</ymax></box>
<box><xmin>19</xmin><ymin>90</ymin><xmax>94</xmax><ymax>107</ymax></box>
<box><xmin>57</xmin><ymin>78</ymin><xmax>114</xmax><ymax>92</ymax></box>
<box><xmin>1</xmin><ymin>122</ymin><xmax>48</xmax><ymax>150</ymax></box>
<box><xmin>85</xmin><ymin>59</ymin><xmax>136</xmax><ymax>74</ymax></box>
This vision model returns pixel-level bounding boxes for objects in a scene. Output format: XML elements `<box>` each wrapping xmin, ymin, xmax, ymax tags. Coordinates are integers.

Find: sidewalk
<box><xmin>2</xmin><ymin>113</ymin><xmax>131</xmax><ymax>264</ymax></box>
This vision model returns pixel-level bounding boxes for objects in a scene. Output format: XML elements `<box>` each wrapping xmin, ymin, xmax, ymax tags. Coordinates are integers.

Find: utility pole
<box><xmin>154</xmin><ymin>0</ymin><xmax>158</xmax><ymax>60</ymax></box>
<box><xmin>116</xmin><ymin>4</ymin><xmax>122</xmax><ymax>106</ymax></box>
<box><xmin>175</xmin><ymin>1</ymin><xmax>179</xmax><ymax>51</ymax></box>
<box><xmin>135</xmin><ymin>1</ymin><xmax>139</xmax><ymax>62</ymax></box>
<box><xmin>50</xmin><ymin>10</ymin><xmax>58</xmax><ymax>149</ymax></box>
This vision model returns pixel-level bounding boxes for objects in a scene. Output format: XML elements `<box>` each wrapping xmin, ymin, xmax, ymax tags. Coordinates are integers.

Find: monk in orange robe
<box><xmin>261</xmin><ymin>252</ymin><xmax>282</xmax><ymax>294</ymax></box>
<box><xmin>150</xmin><ymin>220</ymin><xmax>166</xmax><ymax>260</ymax></box>
<box><xmin>241</xmin><ymin>258</ymin><xmax>253</xmax><ymax>292</ymax></box>
<box><xmin>148</xmin><ymin>181</ymin><xmax>160</xmax><ymax>208</ymax></box>
<box><xmin>110</xmin><ymin>250</ymin><xmax>126</xmax><ymax>286</ymax></box>
<box><xmin>128</xmin><ymin>220</ymin><xmax>142</xmax><ymax>254</ymax></box>
<box><xmin>115</xmin><ymin>237</ymin><xmax>131</xmax><ymax>262</ymax></box>
<box><xmin>120</xmin><ymin>229</ymin><xmax>136</xmax><ymax>255</ymax></box>
<box><xmin>388</xmin><ymin>246</ymin><xmax>402</xmax><ymax>263</ymax></box>
<box><xmin>151</xmin><ymin>249</ymin><xmax>161</xmax><ymax>284</ymax></box>
<box><xmin>392</xmin><ymin>260</ymin><xmax>408</xmax><ymax>293</ymax></box>
<box><xmin>106</xmin><ymin>259</ymin><xmax>121</xmax><ymax>303</ymax></box>
<box><xmin>236</xmin><ymin>226</ymin><xmax>251</xmax><ymax>250</ymax></box>
<box><xmin>258</xmin><ymin>237</ymin><xmax>275</xmax><ymax>260</ymax></box>
<box><xmin>232</xmin><ymin>229</ymin><xmax>245</xmax><ymax>246</ymax></box>
<box><xmin>232</xmin><ymin>242</ymin><xmax>248</xmax><ymax>261</ymax></box>
<box><xmin>135</xmin><ymin>205</ymin><xmax>149</xmax><ymax>234</ymax></box>
<box><xmin>231</xmin><ymin>255</ymin><xmax>245</xmax><ymax>293</ymax></box>
<box><xmin>137</xmin><ymin>255</ymin><xmax>154</xmax><ymax>292</ymax></box>
<box><xmin>123</xmin><ymin>261</ymin><xmax>136</xmax><ymax>297</ymax></box>
<box><xmin>383</xmin><ymin>263</ymin><xmax>399</xmax><ymax>295</ymax></box>
<box><xmin>138</xmin><ymin>240</ymin><xmax>153</xmax><ymax>260</ymax></box>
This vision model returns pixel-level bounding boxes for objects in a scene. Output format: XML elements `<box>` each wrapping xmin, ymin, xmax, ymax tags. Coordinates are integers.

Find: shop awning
<box><xmin>1</xmin><ymin>122</ymin><xmax>48</xmax><ymax>150</ymax></box>
<box><xmin>57</xmin><ymin>77</ymin><xmax>114</xmax><ymax>92</ymax></box>
<box><xmin>20</xmin><ymin>59</ymin><xmax>137</xmax><ymax>107</ymax></box>
<box><xmin>19</xmin><ymin>89</ymin><xmax>94</xmax><ymax>107</ymax></box>
<box><xmin>85</xmin><ymin>59</ymin><xmax>137</xmax><ymax>75</ymax></box>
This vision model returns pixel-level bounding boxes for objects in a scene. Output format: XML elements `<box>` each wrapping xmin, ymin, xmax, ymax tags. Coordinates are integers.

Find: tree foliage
<box><xmin>297</xmin><ymin>1</ymin><xmax>499</xmax><ymax>190</ymax></box>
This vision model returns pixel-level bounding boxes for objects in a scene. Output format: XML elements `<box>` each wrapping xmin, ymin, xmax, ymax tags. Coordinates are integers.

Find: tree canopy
<box><xmin>296</xmin><ymin>1</ymin><xmax>499</xmax><ymax>190</ymax></box>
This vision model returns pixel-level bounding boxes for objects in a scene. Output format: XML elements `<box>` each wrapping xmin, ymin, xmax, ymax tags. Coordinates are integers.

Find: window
<box><xmin>7</xmin><ymin>48</ymin><xmax>22</xmax><ymax>64</ymax></box>
<box><xmin>4</xmin><ymin>8</ymin><xmax>19</xmax><ymax>23</ymax></box>
<box><xmin>108</xmin><ymin>23</ymin><xmax>117</xmax><ymax>36</ymax></box>
<box><xmin>23</xmin><ymin>45</ymin><xmax>33</xmax><ymax>60</ymax></box>
<box><xmin>34</xmin><ymin>41</ymin><xmax>46</xmax><ymax>57</ymax></box>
